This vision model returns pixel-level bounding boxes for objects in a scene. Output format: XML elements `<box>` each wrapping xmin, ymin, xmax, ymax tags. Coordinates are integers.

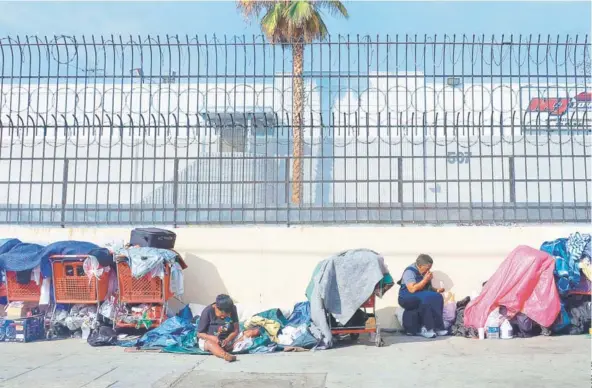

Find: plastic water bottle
<box><xmin>486</xmin><ymin>326</ymin><xmax>500</xmax><ymax>339</ymax></box>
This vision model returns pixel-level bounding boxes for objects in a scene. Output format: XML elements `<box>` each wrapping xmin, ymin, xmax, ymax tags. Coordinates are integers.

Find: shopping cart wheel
<box><xmin>350</xmin><ymin>333</ymin><xmax>360</xmax><ymax>341</ymax></box>
<box><xmin>375</xmin><ymin>332</ymin><xmax>384</xmax><ymax>347</ymax></box>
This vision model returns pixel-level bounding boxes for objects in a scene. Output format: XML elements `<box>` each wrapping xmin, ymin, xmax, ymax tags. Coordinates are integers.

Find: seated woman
<box><xmin>196</xmin><ymin>294</ymin><xmax>240</xmax><ymax>362</ymax></box>
<box><xmin>398</xmin><ymin>254</ymin><xmax>448</xmax><ymax>338</ymax></box>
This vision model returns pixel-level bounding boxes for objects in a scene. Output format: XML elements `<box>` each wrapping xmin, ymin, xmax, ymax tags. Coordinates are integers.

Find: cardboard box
<box><xmin>5</xmin><ymin>302</ymin><xmax>39</xmax><ymax>319</ymax></box>
<box><xmin>0</xmin><ymin>315</ymin><xmax>45</xmax><ymax>343</ymax></box>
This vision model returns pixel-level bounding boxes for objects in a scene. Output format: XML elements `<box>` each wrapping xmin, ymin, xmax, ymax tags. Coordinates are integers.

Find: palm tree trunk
<box><xmin>291</xmin><ymin>41</ymin><xmax>304</xmax><ymax>205</ymax></box>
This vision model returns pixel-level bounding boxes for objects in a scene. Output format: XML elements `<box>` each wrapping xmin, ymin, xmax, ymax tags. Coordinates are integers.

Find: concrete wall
<box><xmin>0</xmin><ymin>225</ymin><xmax>583</xmax><ymax>329</ymax></box>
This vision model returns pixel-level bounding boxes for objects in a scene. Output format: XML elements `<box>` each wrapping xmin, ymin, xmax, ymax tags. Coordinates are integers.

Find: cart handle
<box><xmin>49</xmin><ymin>254</ymin><xmax>91</xmax><ymax>261</ymax></box>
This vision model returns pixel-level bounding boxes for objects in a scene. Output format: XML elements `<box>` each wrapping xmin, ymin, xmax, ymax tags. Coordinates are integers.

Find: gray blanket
<box><xmin>305</xmin><ymin>249</ymin><xmax>386</xmax><ymax>347</ymax></box>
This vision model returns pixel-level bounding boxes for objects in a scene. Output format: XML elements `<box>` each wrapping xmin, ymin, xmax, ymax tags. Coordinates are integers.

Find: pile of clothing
<box><xmin>117</xmin><ymin>302</ymin><xmax>322</xmax><ymax>354</ymax></box>
<box><xmin>541</xmin><ymin>232</ymin><xmax>592</xmax><ymax>335</ymax></box>
<box><xmin>454</xmin><ymin>237</ymin><xmax>591</xmax><ymax>339</ymax></box>
<box><xmin>450</xmin><ymin>296</ymin><xmax>478</xmax><ymax>338</ymax></box>
<box><xmin>541</xmin><ymin>232</ymin><xmax>591</xmax><ymax>295</ymax></box>
<box><xmin>108</xmin><ymin>244</ymin><xmax>185</xmax><ymax>296</ymax></box>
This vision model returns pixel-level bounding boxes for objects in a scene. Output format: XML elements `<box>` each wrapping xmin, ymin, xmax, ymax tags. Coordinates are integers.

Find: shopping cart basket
<box><xmin>50</xmin><ymin>255</ymin><xmax>110</xmax><ymax>304</ymax></box>
<box><xmin>113</xmin><ymin>258</ymin><xmax>173</xmax><ymax>329</ymax></box>
<box><xmin>5</xmin><ymin>271</ymin><xmax>41</xmax><ymax>302</ymax></box>
<box><xmin>329</xmin><ymin>294</ymin><xmax>384</xmax><ymax>347</ymax></box>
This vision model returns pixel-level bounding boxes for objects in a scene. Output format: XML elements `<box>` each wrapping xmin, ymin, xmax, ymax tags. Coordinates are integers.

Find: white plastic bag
<box><xmin>31</xmin><ymin>266</ymin><xmax>41</xmax><ymax>286</ymax></box>
<box><xmin>83</xmin><ymin>256</ymin><xmax>106</xmax><ymax>281</ymax></box>
<box><xmin>99</xmin><ymin>297</ymin><xmax>116</xmax><ymax>320</ymax></box>
<box><xmin>39</xmin><ymin>278</ymin><xmax>51</xmax><ymax>305</ymax></box>
<box><xmin>485</xmin><ymin>308</ymin><xmax>503</xmax><ymax>328</ymax></box>
<box><xmin>232</xmin><ymin>336</ymin><xmax>254</xmax><ymax>352</ymax></box>
<box><xmin>394</xmin><ymin>306</ymin><xmax>405</xmax><ymax>328</ymax></box>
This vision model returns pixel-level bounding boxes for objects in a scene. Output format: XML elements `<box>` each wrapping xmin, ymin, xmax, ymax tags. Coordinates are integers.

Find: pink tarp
<box><xmin>464</xmin><ymin>245</ymin><xmax>560</xmax><ymax>328</ymax></box>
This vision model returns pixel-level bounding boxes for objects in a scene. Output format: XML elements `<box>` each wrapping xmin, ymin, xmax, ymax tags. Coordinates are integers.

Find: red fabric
<box><xmin>464</xmin><ymin>245</ymin><xmax>560</xmax><ymax>328</ymax></box>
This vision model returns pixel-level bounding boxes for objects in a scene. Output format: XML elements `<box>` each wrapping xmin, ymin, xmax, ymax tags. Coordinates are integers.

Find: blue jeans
<box><xmin>398</xmin><ymin>290</ymin><xmax>444</xmax><ymax>332</ymax></box>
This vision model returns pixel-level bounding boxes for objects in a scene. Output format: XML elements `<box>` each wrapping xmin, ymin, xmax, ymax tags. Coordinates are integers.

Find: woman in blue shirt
<box><xmin>398</xmin><ymin>254</ymin><xmax>448</xmax><ymax>338</ymax></box>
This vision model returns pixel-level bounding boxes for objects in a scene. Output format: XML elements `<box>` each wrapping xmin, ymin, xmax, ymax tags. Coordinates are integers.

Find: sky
<box><xmin>0</xmin><ymin>1</ymin><xmax>590</xmax><ymax>38</ymax></box>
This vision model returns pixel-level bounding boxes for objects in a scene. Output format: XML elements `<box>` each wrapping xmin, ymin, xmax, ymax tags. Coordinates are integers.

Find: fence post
<box><xmin>509</xmin><ymin>156</ymin><xmax>516</xmax><ymax>203</ymax></box>
<box><xmin>397</xmin><ymin>156</ymin><xmax>403</xmax><ymax>203</ymax></box>
<box><xmin>60</xmin><ymin>159</ymin><xmax>69</xmax><ymax>228</ymax></box>
<box><xmin>285</xmin><ymin>157</ymin><xmax>290</xmax><ymax>227</ymax></box>
<box><xmin>173</xmin><ymin>158</ymin><xmax>179</xmax><ymax>227</ymax></box>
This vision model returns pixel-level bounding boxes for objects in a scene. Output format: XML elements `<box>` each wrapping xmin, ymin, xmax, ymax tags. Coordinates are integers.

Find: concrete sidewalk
<box><xmin>0</xmin><ymin>334</ymin><xmax>589</xmax><ymax>388</ymax></box>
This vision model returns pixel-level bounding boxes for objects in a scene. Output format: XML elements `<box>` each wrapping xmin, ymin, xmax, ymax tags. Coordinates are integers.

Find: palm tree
<box><xmin>238</xmin><ymin>0</ymin><xmax>349</xmax><ymax>204</ymax></box>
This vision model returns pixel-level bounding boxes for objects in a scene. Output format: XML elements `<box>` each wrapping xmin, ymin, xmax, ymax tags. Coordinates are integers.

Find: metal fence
<box><xmin>0</xmin><ymin>35</ymin><xmax>590</xmax><ymax>225</ymax></box>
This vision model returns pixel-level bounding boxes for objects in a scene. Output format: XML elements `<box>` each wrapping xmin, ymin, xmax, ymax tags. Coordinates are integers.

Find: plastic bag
<box><xmin>443</xmin><ymin>291</ymin><xmax>455</xmax><ymax>304</ymax></box>
<box><xmin>394</xmin><ymin>306</ymin><xmax>405</xmax><ymax>328</ymax></box>
<box><xmin>83</xmin><ymin>256</ymin><xmax>106</xmax><ymax>281</ymax></box>
<box><xmin>233</xmin><ymin>336</ymin><xmax>254</xmax><ymax>353</ymax></box>
<box><xmin>485</xmin><ymin>308</ymin><xmax>503</xmax><ymax>328</ymax></box>
<box><xmin>170</xmin><ymin>262</ymin><xmax>184</xmax><ymax>296</ymax></box>
<box><xmin>441</xmin><ymin>292</ymin><xmax>456</xmax><ymax>329</ymax></box>
<box><xmin>442</xmin><ymin>302</ymin><xmax>456</xmax><ymax>329</ymax></box>
<box><xmin>81</xmin><ymin>322</ymin><xmax>92</xmax><ymax>340</ymax></box>
<box><xmin>39</xmin><ymin>278</ymin><xmax>51</xmax><ymax>305</ymax></box>
<box><xmin>99</xmin><ymin>297</ymin><xmax>116</xmax><ymax>320</ymax></box>
<box><xmin>106</xmin><ymin>270</ymin><xmax>118</xmax><ymax>299</ymax></box>
<box><xmin>87</xmin><ymin>325</ymin><xmax>118</xmax><ymax>347</ymax></box>
<box><xmin>31</xmin><ymin>266</ymin><xmax>41</xmax><ymax>286</ymax></box>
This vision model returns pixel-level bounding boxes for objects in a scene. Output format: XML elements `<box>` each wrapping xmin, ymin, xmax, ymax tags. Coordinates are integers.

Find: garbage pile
<box><xmin>0</xmin><ymin>228</ymin><xmax>186</xmax><ymax>343</ymax></box>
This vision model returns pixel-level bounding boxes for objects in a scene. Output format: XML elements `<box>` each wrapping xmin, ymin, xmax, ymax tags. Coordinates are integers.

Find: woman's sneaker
<box><xmin>419</xmin><ymin>327</ymin><xmax>436</xmax><ymax>338</ymax></box>
<box><xmin>435</xmin><ymin>329</ymin><xmax>449</xmax><ymax>336</ymax></box>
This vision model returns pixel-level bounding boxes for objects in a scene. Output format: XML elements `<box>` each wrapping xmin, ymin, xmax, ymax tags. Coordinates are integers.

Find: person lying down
<box><xmin>196</xmin><ymin>294</ymin><xmax>262</xmax><ymax>362</ymax></box>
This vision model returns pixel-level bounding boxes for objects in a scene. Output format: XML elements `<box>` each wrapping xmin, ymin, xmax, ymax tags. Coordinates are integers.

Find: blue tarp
<box><xmin>120</xmin><ymin>316</ymin><xmax>276</xmax><ymax>355</ymax></box>
<box><xmin>0</xmin><ymin>239</ymin><xmax>21</xmax><ymax>255</ymax></box>
<box><xmin>37</xmin><ymin>241</ymin><xmax>100</xmax><ymax>277</ymax></box>
<box><xmin>120</xmin><ymin>303</ymin><xmax>318</xmax><ymax>355</ymax></box>
<box><xmin>127</xmin><ymin>316</ymin><xmax>196</xmax><ymax>350</ymax></box>
<box><xmin>0</xmin><ymin>242</ymin><xmax>45</xmax><ymax>272</ymax></box>
<box><xmin>0</xmin><ymin>240</ymin><xmax>100</xmax><ymax>277</ymax></box>
<box><xmin>286</xmin><ymin>302</ymin><xmax>311</xmax><ymax>327</ymax></box>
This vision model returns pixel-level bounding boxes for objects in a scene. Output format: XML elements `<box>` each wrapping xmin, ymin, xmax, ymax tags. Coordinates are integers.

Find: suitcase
<box><xmin>130</xmin><ymin>228</ymin><xmax>176</xmax><ymax>249</ymax></box>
